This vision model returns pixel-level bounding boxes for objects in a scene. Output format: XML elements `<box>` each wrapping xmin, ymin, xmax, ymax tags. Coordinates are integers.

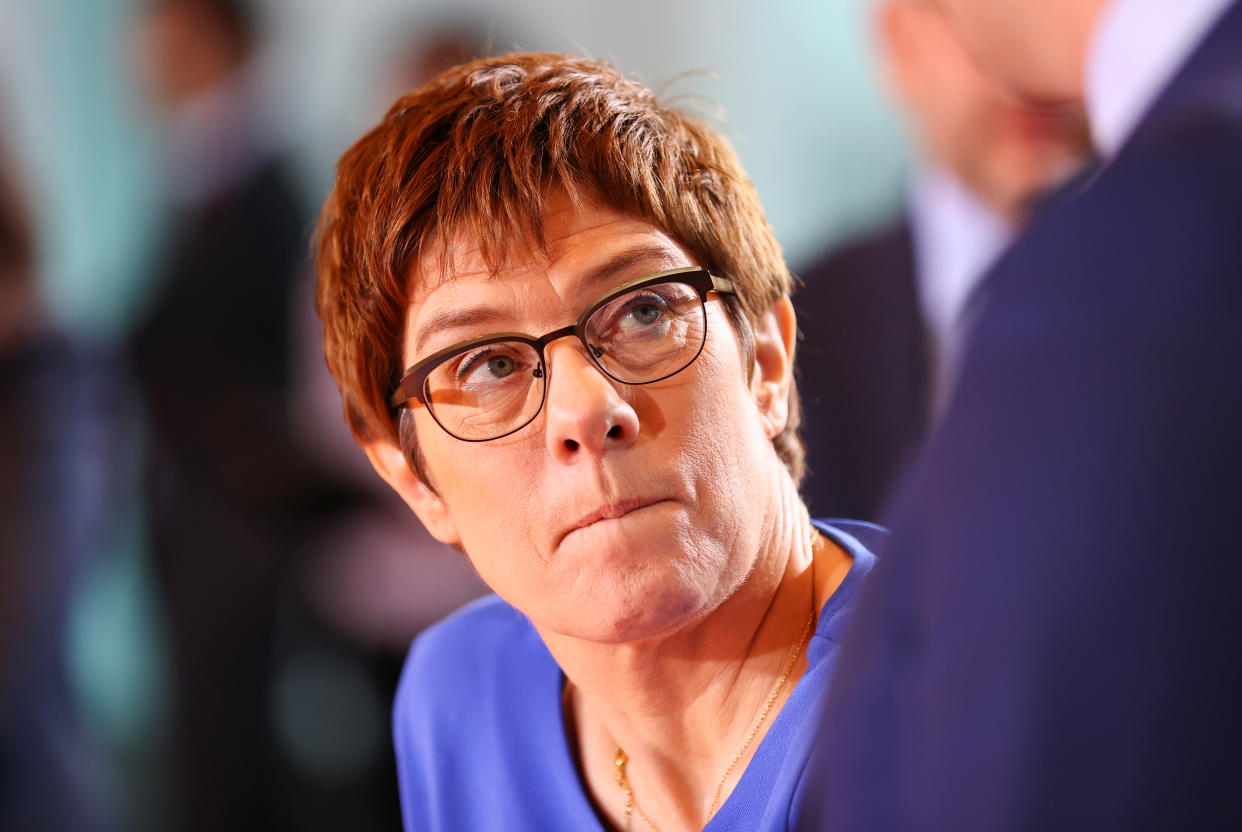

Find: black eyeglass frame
<box><xmin>389</xmin><ymin>265</ymin><xmax>736</xmax><ymax>441</ymax></box>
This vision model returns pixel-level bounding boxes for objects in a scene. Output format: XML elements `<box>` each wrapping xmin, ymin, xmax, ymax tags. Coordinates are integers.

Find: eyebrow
<box><xmin>410</xmin><ymin>242</ymin><xmax>686</xmax><ymax>356</ymax></box>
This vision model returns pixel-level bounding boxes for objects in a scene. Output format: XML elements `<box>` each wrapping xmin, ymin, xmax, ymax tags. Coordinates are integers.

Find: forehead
<box><xmin>402</xmin><ymin>199</ymin><xmax>697</xmax><ymax>363</ymax></box>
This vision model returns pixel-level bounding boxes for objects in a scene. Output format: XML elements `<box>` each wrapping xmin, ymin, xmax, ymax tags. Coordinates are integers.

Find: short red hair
<box><xmin>315</xmin><ymin>52</ymin><xmax>803</xmax><ymax>483</ymax></box>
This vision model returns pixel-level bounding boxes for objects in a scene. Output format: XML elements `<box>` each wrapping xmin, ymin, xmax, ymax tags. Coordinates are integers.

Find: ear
<box><xmin>362</xmin><ymin>439</ymin><xmax>461</xmax><ymax>546</ymax></box>
<box><xmin>875</xmin><ymin>0</ymin><xmax>919</xmax><ymax>108</ymax></box>
<box><xmin>750</xmin><ymin>295</ymin><xmax>797</xmax><ymax>440</ymax></box>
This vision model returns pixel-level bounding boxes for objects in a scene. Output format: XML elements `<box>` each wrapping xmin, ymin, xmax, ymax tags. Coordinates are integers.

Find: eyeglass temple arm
<box><xmin>391</xmin><ymin>378</ymin><xmax>428</xmax><ymax>409</ymax></box>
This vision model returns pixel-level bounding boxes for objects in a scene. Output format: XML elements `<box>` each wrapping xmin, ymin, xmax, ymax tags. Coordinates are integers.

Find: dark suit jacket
<box><xmin>130</xmin><ymin>157</ymin><xmax>306</xmax><ymax>504</ymax></box>
<box><xmin>127</xmin><ymin>156</ymin><xmax>314</xmax><ymax>832</ymax></box>
<box><xmin>815</xmin><ymin>3</ymin><xmax>1242</xmax><ymax>828</ymax></box>
<box><xmin>0</xmin><ymin>333</ymin><xmax>118</xmax><ymax>831</ymax></box>
<box><xmin>795</xmin><ymin>222</ymin><xmax>929</xmax><ymax>522</ymax></box>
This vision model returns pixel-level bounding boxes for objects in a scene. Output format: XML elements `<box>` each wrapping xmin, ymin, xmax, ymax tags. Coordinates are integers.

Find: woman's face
<box><xmin>377</xmin><ymin>198</ymin><xmax>793</xmax><ymax>645</ymax></box>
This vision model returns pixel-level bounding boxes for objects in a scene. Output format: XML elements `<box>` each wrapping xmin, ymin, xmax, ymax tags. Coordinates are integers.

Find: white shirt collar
<box><xmin>908</xmin><ymin>165</ymin><xmax>1012</xmax><ymax>353</ymax></box>
<box><xmin>908</xmin><ymin>165</ymin><xmax>1013</xmax><ymax>416</ymax></box>
<box><xmin>1085</xmin><ymin>0</ymin><xmax>1235</xmax><ymax>156</ymax></box>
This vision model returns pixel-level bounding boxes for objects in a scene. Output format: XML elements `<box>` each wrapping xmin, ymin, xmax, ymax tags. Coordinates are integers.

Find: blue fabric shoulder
<box><xmin>396</xmin><ymin>594</ymin><xmax>539</xmax><ymax>706</ymax></box>
<box><xmin>392</xmin><ymin>595</ymin><xmax>602</xmax><ymax>830</ymax></box>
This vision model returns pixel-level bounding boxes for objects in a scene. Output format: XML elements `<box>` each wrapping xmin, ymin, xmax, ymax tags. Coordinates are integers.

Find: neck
<box><xmin>539</xmin><ymin>482</ymin><xmax>853</xmax><ymax>831</ymax></box>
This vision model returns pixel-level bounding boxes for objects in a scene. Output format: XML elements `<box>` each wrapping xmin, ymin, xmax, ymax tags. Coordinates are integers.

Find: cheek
<box><xmin>680</xmin><ymin>342</ymin><xmax>775</xmax><ymax>501</ymax></box>
<box><xmin>939</xmin><ymin>0</ymin><xmax>1010</xmax><ymax>51</ymax></box>
<box><xmin>627</xmin><ymin>332</ymin><xmax>757</xmax><ymax>458</ymax></box>
<box><xmin>627</xmin><ymin>386</ymin><xmax>667</xmax><ymax>438</ymax></box>
<box><xmin>421</xmin><ymin>423</ymin><xmax>547</xmax><ymax>563</ymax></box>
<box><xmin>938</xmin><ymin>1</ymin><xmax>1035</xmax><ymax>86</ymax></box>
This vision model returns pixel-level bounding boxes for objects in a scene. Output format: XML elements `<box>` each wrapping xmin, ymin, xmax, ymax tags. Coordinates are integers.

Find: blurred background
<box><xmin>0</xmin><ymin>0</ymin><xmax>907</xmax><ymax>829</ymax></box>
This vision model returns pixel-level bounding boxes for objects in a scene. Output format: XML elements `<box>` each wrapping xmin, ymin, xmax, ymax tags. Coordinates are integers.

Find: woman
<box><xmin>315</xmin><ymin>53</ymin><xmax>880</xmax><ymax>831</ymax></box>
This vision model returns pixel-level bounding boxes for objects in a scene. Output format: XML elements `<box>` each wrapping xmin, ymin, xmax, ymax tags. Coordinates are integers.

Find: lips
<box><xmin>564</xmin><ymin>497</ymin><xmax>664</xmax><ymax>540</ymax></box>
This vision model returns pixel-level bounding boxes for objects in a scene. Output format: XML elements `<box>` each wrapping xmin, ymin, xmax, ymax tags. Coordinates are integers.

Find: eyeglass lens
<box><xmin>422</xmin><ymin>280</ymin><xmax>708</xmax><ymax>440</ymax></box>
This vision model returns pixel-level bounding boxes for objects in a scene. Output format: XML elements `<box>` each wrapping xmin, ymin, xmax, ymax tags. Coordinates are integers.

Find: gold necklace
<box><xmin>613</xmin><ymin>603</ymin><xmax>817</xmax><ymax>831</ymax></box>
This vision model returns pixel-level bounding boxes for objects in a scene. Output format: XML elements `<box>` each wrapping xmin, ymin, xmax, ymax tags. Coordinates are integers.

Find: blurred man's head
<box><xmin>930</xmin><ymin>0</ymin><xmax>1110</xmax><ymax>107</ymax></box>
<box><xmin>131</xmin><ymin>0</ymin><xmax>255</xmax><ymax>112</ymax></box>
<box><xmin>0</xmin><ymin>137</ymin><xmax>43</xmax><ymax>351</ymax></box>
<box><xmin>0</xmin><ymin>165</ymin><xmax>31</xmax><ymax>284</ymax></box>
<box><xmin>878</xmin><ymin>0</ymin><xmax>1092</xmax><ymax>222</ymax></box>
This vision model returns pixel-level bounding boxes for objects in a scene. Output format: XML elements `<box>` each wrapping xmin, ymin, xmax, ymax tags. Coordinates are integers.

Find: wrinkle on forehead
<box><xmin>406</xmin><ymin>188</ymin><xmax>583</xmax><ymax>298</ymax></box>
<box><xmin>407</xmin><ymin>197</ymin><xmax>688</xmax><ymax>306</ymax></box>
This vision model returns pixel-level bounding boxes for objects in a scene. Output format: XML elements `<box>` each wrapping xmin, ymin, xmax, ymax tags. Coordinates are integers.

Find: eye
<box><xmin>456</xmin><ymin>346</ymin><xmax>527</xmax><ymax>386</ymax></box>
<box><xmin>586</xmin><ymin>281</ymin><xmax>696</xmax><ymax>352</ymax></box>
<box><xmin>611</xmin><ymin>292</ymin><xmax>671</xmax><ymax>335</ymax></box>
<box><xmin>628</xmin><ymin>300</ymin><xmax>663</xmax><ymax>327</ymax></box>
<box><xmin>481</xmin><ymin>354</ymin><xmax>516</xmax><ymax>378</ymax></box>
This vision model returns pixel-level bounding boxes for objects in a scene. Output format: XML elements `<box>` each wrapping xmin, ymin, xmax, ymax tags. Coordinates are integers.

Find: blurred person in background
<box><xmin>0</xmin><ymin>121</ymin><xmax>119</xmax><ymax>831</ymax></box>
<box><xmin>388</xmin><ymin>21</ymin><xmax>493</xmax><ymax>100</ymax></box>
<box><xmin>125</xmin><ymin>3</ymin><xmax>494</xmax><ymax>829</ymax></box>
<box><xmin>817</xmin><ymin>0</ymin><xmax>1242</xmax><ymax>827</ymax></box>
<box><xmin>316</xmin><ymin>53</ymin><xmax>882</xmax><ymax>831</ymax></box>
<box><xmin>290</xmin><ymin>19</ymin><xmax>494</xmax><ymax>660</ymax></box>
<box><xmin>125</xmin><ymin>0</ymin><xmax>324</xmax><ymax>828</ymax></box>
<box><xmin>796</xmin><ymin>0</ymin><xmax>1091</xmax><ymax>521</ymax></box>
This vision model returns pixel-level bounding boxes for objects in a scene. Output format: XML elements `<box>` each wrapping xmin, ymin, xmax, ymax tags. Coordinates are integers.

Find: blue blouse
<box><xmin>392</xmin><ymin>519</ymin><xmax>881</xmax><ymax>831</ymax></box>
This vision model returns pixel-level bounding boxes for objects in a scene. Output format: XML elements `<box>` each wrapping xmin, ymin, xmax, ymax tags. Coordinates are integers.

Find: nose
<box><xmin>542</xmin><ymin>339</ymin><xmax>639</xmax><ymax>463</ymax></box>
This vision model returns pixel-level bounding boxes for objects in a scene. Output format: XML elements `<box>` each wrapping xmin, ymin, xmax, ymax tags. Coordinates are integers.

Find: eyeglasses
<box><xmin>390</xmin><ymin>266</ymin><xmax>736</xmax><ymax>442</ymax></box>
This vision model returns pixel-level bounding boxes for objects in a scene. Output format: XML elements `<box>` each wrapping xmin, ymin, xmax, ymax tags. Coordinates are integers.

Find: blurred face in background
<box><xmin>131</xmin><ymin>0</ymin><xmax>249</xmax><ymax>113</ymax></box>
<box><xmin>930</xmin><ymin>0</ymin><xmax>1106</xmax><ymax>107</ymax></box>
<box><xmin>880</xmin><ymin>0</ymin><xmax>1093</xmax><ymax>222</ymax></box>
<box><xmin>0</xmin><ymin>156</ymin><xmax>39</xmax><ymax>348</ymax></box>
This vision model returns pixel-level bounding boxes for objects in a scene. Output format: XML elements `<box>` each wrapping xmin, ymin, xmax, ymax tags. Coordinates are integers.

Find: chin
<box><xmin>550</xmin><ymin>569</ymin><xmax>716</xmax><ymax>646</ymax></box>
<box><xmin>523</xmin><ymin>508</ymin><xmax>740</xmax><ymax>644</ymax></box>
